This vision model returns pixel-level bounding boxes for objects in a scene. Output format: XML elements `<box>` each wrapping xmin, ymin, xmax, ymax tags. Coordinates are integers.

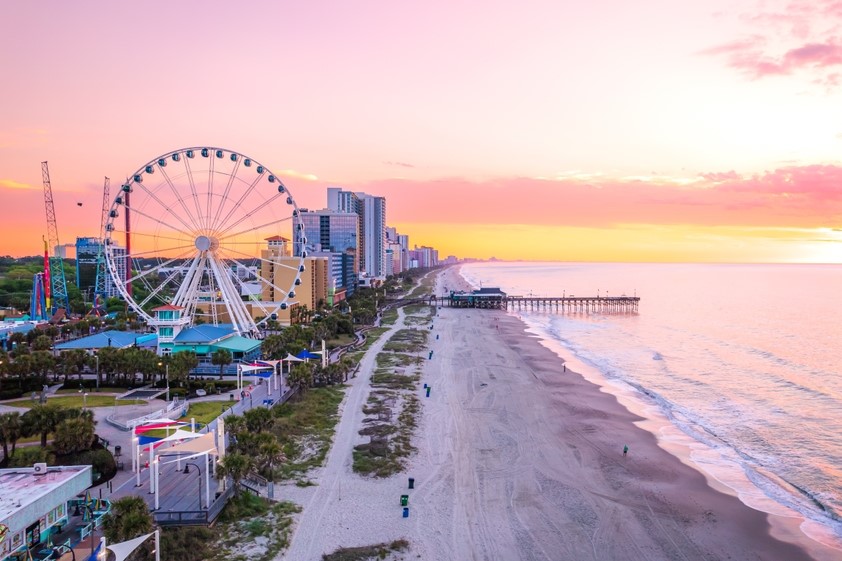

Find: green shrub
<box><xmin>8</xmin><ymin>446</ymin><xmax>50</xmax><ymax>467</ymax></box>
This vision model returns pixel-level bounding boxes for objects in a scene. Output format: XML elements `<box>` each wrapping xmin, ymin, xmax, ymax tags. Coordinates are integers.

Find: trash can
<box><xmin>402</xmin><ymin>507</ymin><xmax>409</xmax><ymax>518</ymax></box>
<box><xmin>114</xmin><ymin>445</ymin><xmax>122</xmax><ymax>457</ymax></box>
<box><xmin>400</xmin><ymin>495</ymin><xmax>409</xmax><ymax>506</ymax></box>
<box><xmin>408</xmin><ymin>477</ymin><xmax>415</xmax><ymax>489</ymax></box>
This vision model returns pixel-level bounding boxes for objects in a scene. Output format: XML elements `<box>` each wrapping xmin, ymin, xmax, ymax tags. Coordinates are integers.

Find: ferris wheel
<box><xmin>103</xmin><ymin>147</ymin><xmax>306</xmax><ymax>337</ymax></box>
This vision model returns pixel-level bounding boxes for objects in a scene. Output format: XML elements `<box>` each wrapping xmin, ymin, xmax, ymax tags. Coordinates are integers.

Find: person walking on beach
<box><xmin>623</xmin><ymin>445</ymin><xmax>629</xmax><ymax>457</ymax></box>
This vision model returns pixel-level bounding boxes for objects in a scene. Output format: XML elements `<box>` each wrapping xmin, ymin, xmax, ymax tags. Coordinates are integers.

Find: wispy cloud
<box><xmin>384</xmin><ymin>161</ymin><xmax>415</xmax><ymax>168</ymax></box>
<box><xmin>0</xmin><ymin>179</ymin><xmax>34</xmax><ymax>190</ymax></box>
<box><xmin>704</xmin><ymin>1</ymin><xmax>842</xmax><ymax>84</ymax></box>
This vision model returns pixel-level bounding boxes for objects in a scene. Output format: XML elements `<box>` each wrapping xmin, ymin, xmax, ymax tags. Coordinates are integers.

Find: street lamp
<box><xmin>94</xmin><ymin>354</ymin><xmax>99</xmax><ymax>392</ymax></box>
<box><xmin>183</xmin><ymin>461</ymin><xmax>203</xmax><ymax>509</ymax></box>
<box><xmin>158</xmin><ymin>362</ymin><xmax>170</xmax><ymax>402</ymax></box>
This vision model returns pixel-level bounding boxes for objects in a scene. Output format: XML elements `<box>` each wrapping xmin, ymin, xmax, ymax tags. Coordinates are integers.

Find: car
<box><xmin>195</xmin><ymin>389</ymin><xmax>207</xmax><ymax>397</ymax></box>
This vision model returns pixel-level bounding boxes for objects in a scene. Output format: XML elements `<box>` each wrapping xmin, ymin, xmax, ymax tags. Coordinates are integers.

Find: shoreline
<box><xmin>412</xmin><ymin>268</ymin><xmax>842</xmax><ymax>560</ymax></box>
<box><xmin>280</xmin><ymin>268</ymin><xmax>841</xmax><ymax>560</ymax></box>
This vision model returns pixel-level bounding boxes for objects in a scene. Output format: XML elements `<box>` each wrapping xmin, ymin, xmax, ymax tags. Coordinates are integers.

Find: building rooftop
<box><xmin>152</xmin><ymin>304</ymin><xmax>185</xmax><ymax>312</ymax></box>
<box><xmin>54</xmin><ymin>330</ymin><xmax>157</xmax><ymax>351</ymax></box>
<box><xmin>172</xmin><ymin>324</ymin><xmax>235</xmax><ymax>344</ymax></box>
<box><xmin>0</xmin><ymin>466</ymin><xmax>92</xmax><ymax>531</ymax></box>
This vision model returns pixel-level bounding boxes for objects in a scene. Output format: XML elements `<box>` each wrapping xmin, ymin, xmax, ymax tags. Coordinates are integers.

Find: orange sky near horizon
<box><xmin>1</xmin><ymin>1</ymin><xmax>842</xmax><ymax>263</ymax></box>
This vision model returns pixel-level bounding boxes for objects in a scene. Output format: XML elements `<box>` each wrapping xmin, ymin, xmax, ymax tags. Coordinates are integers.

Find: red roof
<box><xmin>265</xmin><ymin>236</ymin><xmax>290</xmax><ymax>242</ymax></box>
<box><xmin>152</xmin><ymin>304</ymin><xmax>184</xmax><ymax>311</ymax></box>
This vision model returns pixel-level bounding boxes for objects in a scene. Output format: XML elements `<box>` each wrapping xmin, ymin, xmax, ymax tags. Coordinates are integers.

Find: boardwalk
<box><xmin>107</xmin><ymin>373</ymin><xmax>293</xmax><ymax>526</ymax></box>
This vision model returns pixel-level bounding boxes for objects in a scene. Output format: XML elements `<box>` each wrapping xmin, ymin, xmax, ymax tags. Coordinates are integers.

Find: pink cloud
<box><xmin>348</xmin><ymin>165</ymin><xmax>842</xmax><ymax>229</ymax></box>
<box><xmin>699</xmin><ymin>171</ymin><xmax>742</xmax><ymax>182</ymax></box>
<box><xmin>706</xmin><ymin>1</ymin><xmax>842</xmax><ymax>81</ymax></box>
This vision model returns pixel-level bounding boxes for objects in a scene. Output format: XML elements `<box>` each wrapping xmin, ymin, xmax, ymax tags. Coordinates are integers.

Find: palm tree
<box><xmin>288</xmin><ymin>362</ymin><xmax>314</xmax><ymax>393</ymax></box>
<box><xmin>211</xmin><ymin>349</ymin><xmax>233</xmax><ymax>381</ymax></box>
<box><xmin>218</xmin><ymin>452</ymin><xmax>253</xmax><ymax>497</ymax></box>
<box><xmin>21</xmin><ymin>403</ymin><xmax>63</xmax><ymax>448</ymax></box>
<box><xmin>29</xmin><ymin>351</ymin><xmax>55</xmax><ymax>385</ymax></box>
<box><xmin>52</xmin><ymin>417</ymin><xmax>95</xmax><ymax>455</ymax></box>
<box><xmin>0</xmin><ymin>350</ymin><xmax>8</xmax><ymax>390</ymax></box>
<box><xmin>0</xmin><ymin>411</ymin><xmax>22</xmax><ymax>461</ymax></box>
<box><xmin>171</xmin><ymin>351</ymin><xmax>199</xmax><ymax>387</ymax></box>
<box><xmin>10</xmin><ymin>354</ymin><xmax>32</xmax><ymax>388</ymax></box>
<box><xmin>103</xmin><ymin>496</ymin><xmax>153</xmax><ymax>544</ymax></box>
<box><xmin>243</xmin><ymin>407</ymin><xmax>274</xmax><ymax>433</ymax></box>
<box><xmin>258</xmin><ymin>440</ymin><xmax>285</xmax><ymax>477</ymax></box>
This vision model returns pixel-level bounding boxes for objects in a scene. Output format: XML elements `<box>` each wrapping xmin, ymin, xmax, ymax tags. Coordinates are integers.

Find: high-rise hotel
<box><xmin>327</xmin><ymin>188</ymin><xmax>386</xmax><ymax>278</ymax></box>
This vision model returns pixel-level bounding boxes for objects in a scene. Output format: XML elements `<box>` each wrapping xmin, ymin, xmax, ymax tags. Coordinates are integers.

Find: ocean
<box><xmin>459</xmin><ymin>261</ymin><xmax>842</xmax><ymax>549</ymax></box>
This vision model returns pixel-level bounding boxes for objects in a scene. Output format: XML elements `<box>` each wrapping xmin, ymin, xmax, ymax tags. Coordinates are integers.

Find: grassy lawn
<box><xmin>178</xmin><ymin>400</ymin><xmax>235</xmax><ymax>425</ymax></box>
<box><xmin>3</xmin><ymin>395</ymin><xmax>138</xmax><ymax>408</ymax></box>
<box><xmin>143</xmin><ymin>399</ymin><xmax>236</xmax><ymax>437</ymax></box>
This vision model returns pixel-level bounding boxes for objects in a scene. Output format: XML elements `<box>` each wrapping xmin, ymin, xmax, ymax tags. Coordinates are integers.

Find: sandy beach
<box><xmin>281</xmin><ymin>268</ymin><xmax>841</xmax><ymax>561</ymax></box>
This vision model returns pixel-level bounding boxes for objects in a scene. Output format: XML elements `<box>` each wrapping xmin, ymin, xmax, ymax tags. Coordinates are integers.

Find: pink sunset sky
<box><xmin>1</xmin><ymin>0</ymin><xmax>842</xmax><ymax>262</ymax></box>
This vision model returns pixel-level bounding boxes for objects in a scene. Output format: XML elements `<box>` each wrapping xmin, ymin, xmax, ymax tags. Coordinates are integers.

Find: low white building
<box><xmin>0</xmin><ymin>465</ymin><xmax>92</xmax><ymax>560</ymax></box>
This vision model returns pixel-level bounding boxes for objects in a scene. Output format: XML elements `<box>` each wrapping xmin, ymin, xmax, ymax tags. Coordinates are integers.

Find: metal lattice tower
<box><xmin>93</xmin><ymin>176</ymin><xmax>110</xmax><ymax>307</ymax></box>
<box><xmin>41</xmin><ymin>161</ymin><xmax>71</xmax><ymax>314</ymax></box>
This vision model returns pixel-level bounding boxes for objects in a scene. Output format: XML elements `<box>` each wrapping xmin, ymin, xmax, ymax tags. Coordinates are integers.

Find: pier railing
<box><xmin>429</xmin><ymin>295</ymin><xmax>640</xmax><ymax>313</ymax></box>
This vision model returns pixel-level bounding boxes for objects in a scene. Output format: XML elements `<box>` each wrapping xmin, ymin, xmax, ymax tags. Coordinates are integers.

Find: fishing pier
<box><xmin>429</xmin><ymin>288</ymin><xmax>639</xmax><ymax>314</ymax></box>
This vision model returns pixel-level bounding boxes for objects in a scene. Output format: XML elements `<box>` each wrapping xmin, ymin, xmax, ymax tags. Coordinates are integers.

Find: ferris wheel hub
<box><xmin>194</xmin><ymin>235</ymin><xmax>218</xmax><ymax>251</ymax></box>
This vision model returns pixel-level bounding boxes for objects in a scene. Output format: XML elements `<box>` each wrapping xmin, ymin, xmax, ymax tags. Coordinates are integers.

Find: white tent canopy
<box><xmin>156</xmin><ymin>432</ymin><xmax>218</xmax><ymax>457</ymax></box>
<box><xmin>107</xmin><ymin>532</ymin><xmax>154</xmax><ymax>561</ymax></box>
<box><xmin>157</xmin><ymin>428</ymin><xmax>203</xmax><ymax>443</ymax></box>
<box><xmin>241</xmin><ymin>363</ymin><xmax>273</xmax><ymax>373</ymax></box>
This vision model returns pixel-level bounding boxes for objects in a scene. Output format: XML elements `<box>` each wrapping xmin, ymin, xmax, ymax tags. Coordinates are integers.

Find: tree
<box><xmin>258</xmin><ymin>440</ymin><xmax>285</xmax><ymax>477</ymax></box>
<box><xmin>218</xmin><ymin>452</ymin><xmax>253</xmax><ymax>497</ymax></box>
<box><xmin>29</xmin><ymin>350</ymin><xmax>55</xmax><ymax>385</ymax></box>
<box><xmin>58</xmin><ymin>349</ymin><xmax>88</xmax><ymax>383</ymax></box>
<box><xmin>10</xmin><ymin>354</ymin><xmax>32</xmax><ymax>388</ymax></box>
<box><xmin>31</xmin><ymin>334</ymin><xmax>53</xmax><ymax>352</ymax></box>
<box><xmin>243</xmin><ymin>407</ymin><xmax>273</xmax><ymax>433</ymax></box>
<box><xmin>21</xmin><ymin>403</ymin><xmax>64</xmax><ymax>447</ymax></box>
<box><xmin>170</xmin><ymin>351</ymin><xmax>199</xmax><ymax>387</ymax></box>
<box><xmin>52</xmin><ymin>417</ymin><xmax>96</xmax><ymax>455</ymax></box>
<box><xmin>211</xmin><ymin>349</ymin><xmax>233</xmax><ymax>381</ymax></box>
<box><xmin>0</xmin><ymin>350</ymin><xmax>8</xmax><ymax>390</ymax></box>
<box><xmin>287</xmin><ymin>362</ymin><xmax>315</xmax><ymax>393</ymax></box>
<box><xmin>94</xmin><ymin>346</ymin><xmax>120</xmax><ymax>385</ymax></box>
<box><xmin>103</xmin><ymin>496</ymin><xmax>153</xmax><ymax>544</ymax></box>
<box><xmin>0</xmin><ymin>411</ymin><xmax>22</xmax><ymax>461</ymax></box>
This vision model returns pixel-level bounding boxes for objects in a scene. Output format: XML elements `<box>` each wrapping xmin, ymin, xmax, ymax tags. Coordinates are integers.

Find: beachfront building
<box><xmin>261</xmin><ymin>238</ymin><xmax>330</xmax><ymax>323</ymax></box>
<box><xmin>449</xmin><ymin>287</ymin><xmax>507</xmax><ymax>308</ymax></box>
<box><xmin>327</xmin><ymin>188</ymin><xmax>386</xmax><ymax>277</ymax></box>
<box><xmin>293</xmin><ymin>209</ymin><xmax>359</xmax><ymax>295</ymax></box>
<box><xmin>0</xmin><ymin>465</ymin><xmax>93</xmax><ymax>561</ymax></box>
<box><xmin>409</xmin><ymin>246</ymin><xmax>439</xmax><ymax>269</ymax></box>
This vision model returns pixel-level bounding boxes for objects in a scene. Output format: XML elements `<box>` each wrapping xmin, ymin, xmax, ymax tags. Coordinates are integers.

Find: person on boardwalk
<box><xmin>623</xmin><ymin>445</ymin><xmax>629</xmax><ymax>457</ymax></box>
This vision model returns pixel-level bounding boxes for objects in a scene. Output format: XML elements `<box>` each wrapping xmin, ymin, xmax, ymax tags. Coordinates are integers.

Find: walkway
<box><xmin>282</xmin><ymin>306</ymin><xmax>409</xmax><ymax>560</ymax></box>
